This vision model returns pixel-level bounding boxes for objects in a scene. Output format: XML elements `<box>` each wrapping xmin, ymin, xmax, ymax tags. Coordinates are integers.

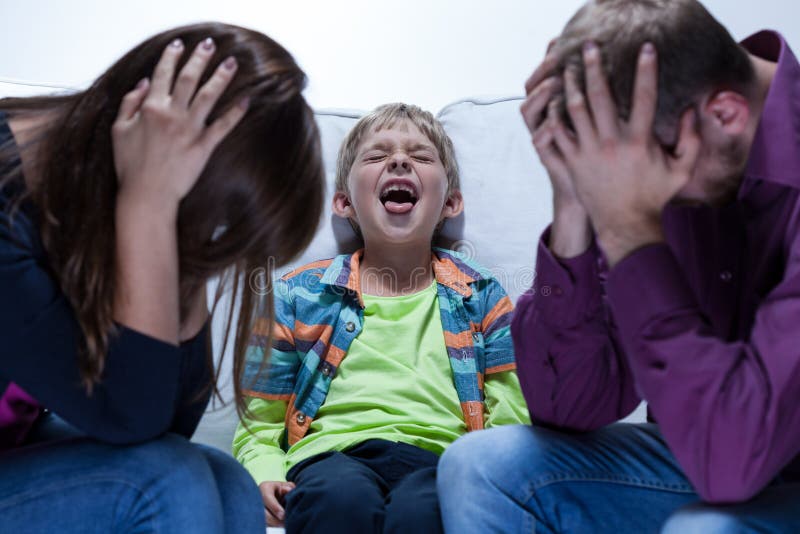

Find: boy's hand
<box><xmin>259</xmin><ymin>481</ymin><xmax>296</xmax><ymax>527</ymax></box>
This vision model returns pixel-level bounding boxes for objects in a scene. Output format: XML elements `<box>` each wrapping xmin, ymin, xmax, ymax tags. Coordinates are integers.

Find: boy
<box><xmin>233</xmin><ymin>103</ymin><xmax>529</xmax><ymax>533</ymax></box>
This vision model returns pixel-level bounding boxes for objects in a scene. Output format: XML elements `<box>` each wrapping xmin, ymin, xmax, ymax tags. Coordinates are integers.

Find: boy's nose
<box><xmin>388</xmin><ymin>154</ymin><xmax>411</xmax><ymax>173</ymax></box>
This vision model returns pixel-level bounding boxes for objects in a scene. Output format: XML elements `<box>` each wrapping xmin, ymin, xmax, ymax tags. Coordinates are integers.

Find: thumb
<box><xmin>670</xmin><ymin>108</ymin><xmax>701</xmax><ymax>183</ymax></box>
<box><xmin>116</xmin><ymin>78</ymin><xmax>150</xmax><ymax>123</ymax></box>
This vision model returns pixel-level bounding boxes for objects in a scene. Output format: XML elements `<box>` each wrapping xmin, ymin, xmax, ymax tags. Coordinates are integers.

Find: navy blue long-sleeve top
<box><xmin>0</xmin><ymin>112</ymin><xmax>211</xmax><ymax>449</ymax></box>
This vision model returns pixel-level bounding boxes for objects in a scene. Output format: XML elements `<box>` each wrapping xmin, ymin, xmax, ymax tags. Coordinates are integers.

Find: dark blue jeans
<box><xmin>0</xmin><ymin>414</ymin><xmax>264</xmax><ymax>533</ymax></box>
<box><xmin>437</xmin><ymin>423</ymin><xmax>800</xmax><ymax>533</ymax></box>
<box><xmin>285</xmin><ymin>439</ymin><xmax>442</xmax><ymax>534</ymax></box>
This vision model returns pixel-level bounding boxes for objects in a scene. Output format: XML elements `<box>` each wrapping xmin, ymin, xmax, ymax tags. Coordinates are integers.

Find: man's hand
<box><xmin>521</xmin><ymin>41</ymin><xmax>593</xmax><ymax>258</ymax></box>
<box><xmin>547</xmin><ymin>42</ymin><xmax>701</xmax><ymax>266</ymax></box>
<box><xmin>259</xmin><ymin>481</ymin><xmax>296</xmax><ymax>527</ymax></box>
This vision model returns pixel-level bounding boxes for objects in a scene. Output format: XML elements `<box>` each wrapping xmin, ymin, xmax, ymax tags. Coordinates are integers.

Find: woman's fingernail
<box><xmin>223</xmin><ymin>56</ymin><xmax>237</xmax><ymax>70</ymax></box>
<box><xmin>170</xmin><ymin>38</ymin><xmax>183</xmax><ymax>49</ymax></box>
<box><xmin>135</xmin><ymin>77</ymin><xmax>149</xmax><ymax>90</ymax></box>
<box><xmin>238</xmin><ymin>96</ymin><xmax>250</xmax><ymax>110</ymax></box>
<box><xmin>583</xmin><ymin>41</ymin><xmax>597</xmax><ymax>55</ymax></box>
<box><xmin>202</xmin><ymin>37</ymin><xmax>215</xmax><ymax>51</ymax></box>
<box><xmin>642</xmin><ymin>42</ymin><xmax>656</xmax><ymax>55</ymax></box>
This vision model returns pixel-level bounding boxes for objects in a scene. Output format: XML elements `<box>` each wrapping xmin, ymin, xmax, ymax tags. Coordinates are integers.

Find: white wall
<box><xmin>1</xmin><ymin>0</ymin><xmax>798</xmax><ymax>112</ymax></box>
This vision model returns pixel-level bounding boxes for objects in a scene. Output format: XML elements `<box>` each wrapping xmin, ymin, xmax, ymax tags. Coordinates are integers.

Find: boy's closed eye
<box><xmin>363</xmin><ymin>152</ymin><xmax>388</xmax><ymax>162</ymax></box>
<box><xmin>411</xmin><ymin>151</ymin><xmax>435</xmax><ymax>163</ymax></box>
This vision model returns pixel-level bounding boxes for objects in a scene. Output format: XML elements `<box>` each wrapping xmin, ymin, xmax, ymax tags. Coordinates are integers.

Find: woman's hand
<box><xmin>111</xmin><ymin>37</ymin><xmax>249</xmax><ymax>211</ymax></box>
<box><xmin>112</xmin><ymin>37</ymin><xmax>248</xmax><ymax>345</ymax></box>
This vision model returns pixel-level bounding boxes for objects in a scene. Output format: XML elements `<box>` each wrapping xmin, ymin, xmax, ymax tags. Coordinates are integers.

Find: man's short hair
<box><xmin>335</xmin><ymin>103</ymin><xmax>460</xmax><ymax>194</ymax></box>
<box><xmin>552</xmin><ymin>0</ymin><xmax>755</xmax><ymax>145</ymax></box>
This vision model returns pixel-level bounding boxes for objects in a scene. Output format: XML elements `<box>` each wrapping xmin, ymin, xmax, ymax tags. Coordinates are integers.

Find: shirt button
<box><xmin>720</xmin><ymin>271</ymin><xmax>733</xmax><ymax>282</ymax></box>
<box><xmin>321</xmin><ymin>366</ymin><xmax>331</xmax><ymax>377</ymax></box>
<box><xmin>296</xmin><ymin>413</ymin><xmax>306</xmax><ymax>424</ymax></box>
<box><xmin>345</xmin><ymin>321</ymin><xmax>355</xmax><ymax>332</ymax></box>
<box><xmin>472</xmin><ymin>332</ymin><xmax>481</xmax><ymax>341</ymax></box>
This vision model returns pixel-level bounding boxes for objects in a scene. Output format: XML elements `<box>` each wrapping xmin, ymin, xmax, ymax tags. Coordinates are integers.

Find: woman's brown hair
<box><xmin>0</xmin><ymin>22</ymin><xmax>324</xmax><ymax>417</ymax></box>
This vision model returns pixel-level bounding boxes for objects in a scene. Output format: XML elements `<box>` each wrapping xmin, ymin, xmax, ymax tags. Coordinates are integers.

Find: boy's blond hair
<box><xmin>335</xmin><ymin>103</ymin><xmax>460</xmax><ymax>194</ymax></box>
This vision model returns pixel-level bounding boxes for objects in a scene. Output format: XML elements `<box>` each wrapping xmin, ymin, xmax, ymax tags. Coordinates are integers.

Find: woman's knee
<box><xmin>121</xmin><ymin>434</ymin><xmax>221</xmax><ymax>497</ymax></box>
<box><xmin>197</xmin><ymin>444</ymin><xmax>262</xmax><ymax>508</ymax></box>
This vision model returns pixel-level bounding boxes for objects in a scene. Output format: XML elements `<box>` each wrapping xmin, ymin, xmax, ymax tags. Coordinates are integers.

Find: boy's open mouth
<box><xmin>379</xmin><ymin>181</ymin><xmax>419</xmax><ymax>215</ymax></box>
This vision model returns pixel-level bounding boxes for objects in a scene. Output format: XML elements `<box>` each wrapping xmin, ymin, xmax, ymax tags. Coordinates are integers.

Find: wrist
<box><xmin>550</xmin><ymin>200</ymin><xmax>592</xmax><ymax>259</ymax></box>
<box><xmin>596</xmin><ymin>216</ymin><xmax>664</xmax><ymax>267</ymax></box>
<box><xmin>116</xmin><ymin>188</ymin><xmax>179</xmax><ymax>224</ymax></box>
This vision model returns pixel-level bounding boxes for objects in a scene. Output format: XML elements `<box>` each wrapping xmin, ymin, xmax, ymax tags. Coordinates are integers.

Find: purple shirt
<box><xmin>0</xmin><ymin>383</ymin><xmax>40</xmax><ymax>448</ymax></box>
<box><xmin>512</xmin><ymin>31</ymin><xmax>800</xmax><ymax>504</ymax></box>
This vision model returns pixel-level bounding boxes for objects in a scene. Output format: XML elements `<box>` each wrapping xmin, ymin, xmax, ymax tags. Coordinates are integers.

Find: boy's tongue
<box><xmin>384</xmin><ymin>200</ymin><xmax>414</xmax><ymax>214</ymax></box>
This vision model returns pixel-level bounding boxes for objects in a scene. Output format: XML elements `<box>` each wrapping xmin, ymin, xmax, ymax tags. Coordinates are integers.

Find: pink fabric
<box><xmin>0</xmin><ymin>383</ymin><xmax>41</xmax><ymax>449</ymax></box>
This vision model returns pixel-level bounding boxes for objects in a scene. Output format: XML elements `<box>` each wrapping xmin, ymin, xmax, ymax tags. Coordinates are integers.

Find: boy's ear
<box><xmin>332</xmin><ymin>191</ymin><xmax>357</xmax><ymax>221</ymax></box>
<box><xmin>440</xmin><ymin>190</ymin><xmax>464</xmax><ymax>221</ymax></box>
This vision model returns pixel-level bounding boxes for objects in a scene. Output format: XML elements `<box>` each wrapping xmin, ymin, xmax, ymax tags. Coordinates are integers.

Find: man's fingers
<box><xmin>201</xmin><ymin>96</ymin><xmax>249</xmax><ymax>152</ymax></box>
<box><xmin>524</xmin><ymin>50</ymin><xmax>559</xmax><ymax>95</ymax></box>
<box><xmin>548</xmin><ymin>99</ymin><xmax>578</xmax><ymax>159</ymax></box>
<box><xmin>172</xmin><ymin>37</ymin><xmax>217</xmax><ymax>108</ymax></box>
<box><xmin>532</xmin><ymin>124</ymin><xmax>571</xmax><ymax>179</ymax></box>
<box><xmin>582</xmin><ymin>41</ymin><xmax>618</xmax><ymax>140</ymax></box>
<box><xmin>672</xmin><ymin>108</ymin><xmax>701</xmax><ymax>177</ymax></box>
<box><xmin>150</xmin><ymin>39</ymin><xmax>185</xmax><ymax>97</ymax></box>
<box><xmin>115</xmin><ymin>78</ymin><xmax>150</xmax><ymax>123</ymax></box>
<box><xmin>520</xmin><ymin>77</ymin><xmax>562</xmax><ymax>132</ymax></box>
<box><xmin>563</xmin><ymin>67</ymin><xmax>596</xmax><ymax>143</ymax></box>
<box><xmin>629</xmin><ymin>43</ymin><xmax>659</xmax><ymax>138</ymax></box>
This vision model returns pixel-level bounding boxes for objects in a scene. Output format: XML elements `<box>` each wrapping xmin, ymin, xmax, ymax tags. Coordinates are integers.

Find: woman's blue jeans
<box><xmin>0</xmin><ymin>415</ymin><xmax>264</xmax><ymax>533</ymax></box>
<box><xmin>437</xmin><ymin>423</ymin><xmax>800</xmax><ymax>533</ymax></box>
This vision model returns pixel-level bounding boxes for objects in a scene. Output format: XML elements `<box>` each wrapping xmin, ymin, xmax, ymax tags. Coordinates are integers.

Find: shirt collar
<box><xmin>318</xmin><ymin>248</ymin><xmax>486</xmax><ymax>307</ymax></box>
<box><xmin>742</xmin><ymin>31</ymin><xmax>800</xmax><ymax>191</ymax></box>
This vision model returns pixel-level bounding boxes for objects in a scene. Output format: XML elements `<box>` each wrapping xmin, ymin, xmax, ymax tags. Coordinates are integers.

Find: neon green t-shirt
<box><xmin>234</xmin><ymin>281</ymin><xmax>529</xmax><ymax>483</ymax></box>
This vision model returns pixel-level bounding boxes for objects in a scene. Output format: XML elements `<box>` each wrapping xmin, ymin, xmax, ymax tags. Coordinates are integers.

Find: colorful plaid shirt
<box><xmin>242</xmin><ymin>248</ymin><xmax>516</xmax><ymax>446</ymax></box>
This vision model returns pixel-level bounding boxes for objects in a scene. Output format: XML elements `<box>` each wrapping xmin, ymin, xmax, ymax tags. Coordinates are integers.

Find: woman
<box><xmin>0</xmin><ymin>22</ymin><xmax>323</xmax><ymax>532</ymax></box>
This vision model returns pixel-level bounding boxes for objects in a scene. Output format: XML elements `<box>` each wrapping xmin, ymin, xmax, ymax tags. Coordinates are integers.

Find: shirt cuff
<box><xmin>532</xmin><ymin>226</ymin><xmax>604</xmax><ymax>327</ymax></box>
<box><xmin>242</xmin><ymin>450</ymin><xmax>288</xmax><ymax>484</ymax></box>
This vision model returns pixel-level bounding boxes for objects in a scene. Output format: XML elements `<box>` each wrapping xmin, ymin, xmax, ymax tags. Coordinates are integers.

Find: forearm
<box><xmin>608</xmin><ymin>245</ymin><xmax>800</xmax><ymax>502</ymax></box>
<box><xmin>513</xmin><ymin>228</ymin><xmax>639</xmax><ymax>430</ymax></box>
<box><xmin>483</xmin><ymin>370</ymin><xmax>531</xmax><ymax>427</ymax></box>
<box><xmin>113</xmin><ymin>193</ymin><xmax>181</xmax><ymax>345</ymax></box>
<box><xmin>233</xmin><ymin>398</ymin><xmax>289</xmax><ymax>483</ymax></box>
<box><xmin>513</xmin><ymin>297</ymin><xmax>639</xmax><ymax>430</ymax></box>
<box><xmin>179</xmin><ymin>285</ymin><xmax>209</xmax><ymax>342</ymax></box>
<box><xmin>549</xmin><ymin>196</ymin><xmax>593</xmax><ymax>259</ymax></box>
<box><xmin>595</xmin><ymin>213</ymin><xmax>664</xmax><ymax>268</ymax></box>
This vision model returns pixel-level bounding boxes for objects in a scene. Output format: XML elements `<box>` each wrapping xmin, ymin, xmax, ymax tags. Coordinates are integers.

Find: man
<box><xmin>436</xmin><ymin>1</ymin><xmax>800</xmax><ymax>532</ymax></box>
